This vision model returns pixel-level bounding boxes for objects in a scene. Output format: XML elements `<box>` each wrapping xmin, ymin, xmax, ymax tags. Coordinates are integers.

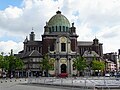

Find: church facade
<box><xmin>17</xmin><ymin>11</ymin><xmax>103</xmax><ymax>77</ymax></box>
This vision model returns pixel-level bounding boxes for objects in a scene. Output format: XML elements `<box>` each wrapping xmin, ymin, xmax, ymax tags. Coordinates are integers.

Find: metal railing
<box><xmin>0</xmin><ymin>77</ymin><xmax>120</xmax><ymax>90</ymax></box>
<box><xmin>27</xmin><ymin>77</ymin><xmax>120</xmax><ymax>90</ymax></box>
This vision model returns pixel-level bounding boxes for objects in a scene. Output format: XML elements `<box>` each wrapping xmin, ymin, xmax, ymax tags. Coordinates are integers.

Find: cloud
<box><xmin>0</xmin><ymin>0</ymin><xmax>120</xmax><ymax>53</ymax></box>
<box><xmin>0</xmin><ymin>41</ymin><xmax>23</xmax><ymax>54</ymax></box>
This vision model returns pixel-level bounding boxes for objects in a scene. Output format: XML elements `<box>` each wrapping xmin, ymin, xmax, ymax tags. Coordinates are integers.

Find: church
<box><xmin>16</xmin><ymin>11</ymin><xmax>103</xmax><ymax>77</ymax></box>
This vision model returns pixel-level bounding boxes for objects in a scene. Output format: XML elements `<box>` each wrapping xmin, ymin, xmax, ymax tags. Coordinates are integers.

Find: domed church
<box><xmin>16</xmin><ymin>11</ymin><xmax>103</xmax><ymax>77</ymax></box>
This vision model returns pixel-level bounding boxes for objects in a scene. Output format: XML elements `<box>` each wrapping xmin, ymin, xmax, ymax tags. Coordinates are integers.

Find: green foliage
<box><xmin>0</xmin><ymin>55</ymin><xmax>4</xmax><ymax>68</ymax></box>
<box><xmin>0</xmin><ymin>53</ymin><xmax>24</xmax><ymax>71</ymax></box>
<box><xmin>2</xmin><ymin>56</ymin><xmax>9</xmax><ymax>70</ymax></box>
<box><xmin>91</xmin><ymin>59</ymin><xmax>105</xmax><ymax>71</ymax></box>
<box><xmin>73</xmin><ymin>56</ymin><xmax>87</xmax><ymax>71</ymax></box>
<box><xmin>15</xmin><ymin>57</ymin><xmax>24</xmax><ymax>69</ymax></box>
<box><xmin>49</xmin><ymin>58</ymin><xmax>55</xmax><ymax>70</ymax></box>
<box><xmin>40</xmin><ymin>54</ymin><xmax>52</xmax><ymax>71</ymax></box>
<box><xmin>7</xmin><ymin>55</ymin><xmax>16</xmax><ymax>70</ymax></box>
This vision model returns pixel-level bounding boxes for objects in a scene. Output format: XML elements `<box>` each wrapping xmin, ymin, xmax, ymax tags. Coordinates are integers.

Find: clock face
<box><xmin>61</xmin><ymin>37</ymin><xmax>65</xmax><ymax>42</ymax></box>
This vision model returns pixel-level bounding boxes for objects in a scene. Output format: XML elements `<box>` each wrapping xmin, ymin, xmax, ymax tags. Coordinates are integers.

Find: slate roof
<box><xmin>26</xmin><ymin>41</ymin><xmax>42</xmax><ymax>46</ymax></box>
<box><xmin>23</xmin><ymin>50</ymin><xmax>42</xmax><ymax>58</ymax></box>
<box><xmin>82</xmin><ymin>50</ymin><xmax>99</xmax><ymax>57</ymax></box>
<box><xmin>16</xmin><ymin>50</ymin><xmax>42</xmax><ymax>59</ymax></box>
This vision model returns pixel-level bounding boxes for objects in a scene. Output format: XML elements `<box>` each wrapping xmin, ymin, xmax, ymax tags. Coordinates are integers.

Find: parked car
<box><xmin>115</xmin><ymin>73</ymin><xmax>120</xmax><ymax>77</ymax></box>
<box><xmin>105</xmin><ymin>73</ymin><xmax>110</xmax><ymax>77</ymax></box>
<box><xmin>2</xmin><ymin>74</ymin><xmax>6</xmax><ymax>78</ymax></box>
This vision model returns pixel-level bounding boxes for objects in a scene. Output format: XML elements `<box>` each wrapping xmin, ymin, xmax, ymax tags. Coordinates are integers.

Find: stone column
<box><xmin>69</xmin><ymin>58</ymin><xmax>71</xmax><ymax>76</ymax></box>
<box><xmin>55</xmin><ymin>57</ymin><xmax>59</xmax><ymax>76</ymax></box>
<box><xmin>67</xmin><ymin>58</ymin><xmax>70</xmax><ymax>76</ymax></box>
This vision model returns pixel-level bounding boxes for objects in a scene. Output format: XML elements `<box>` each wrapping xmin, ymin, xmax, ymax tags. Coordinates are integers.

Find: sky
<box><xmin>0</xmin><ymin>0</ymin><xmax>120</xmax><ymax>54</ymax></box>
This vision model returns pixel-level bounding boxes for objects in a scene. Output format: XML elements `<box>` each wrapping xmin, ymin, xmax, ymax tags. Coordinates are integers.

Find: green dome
<box><xmin>47</xmin><ymin>11</ymin><xmax>70</xmax><ymax>33</ymax></box>
<box><xmin>48</xmin><ymin>11</ymin><xmax>70</xmax><ymax>27</ymax></box>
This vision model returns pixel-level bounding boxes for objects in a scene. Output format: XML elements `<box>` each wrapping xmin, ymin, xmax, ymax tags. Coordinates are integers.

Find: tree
<box><xmin>91</xmin><ymin>59</ymin><xmax>105</xmax><ymax>76</ymax></box>
<box><xmin>0</xmin><ymin>54</ymin><xmax>4</xmax><ymax>69</ymax></box>
<box><xmin>0</xmin><ymin>53</ymin><xmax>9</xmax><ymax>72</ymax></box>
<box><xmin>2</xmin><ymin>56</ymin><xmax>9</xmax><ymax>70</ymax></box>
<box><xmin>0</xmin><ymin>51</ymin><xmax>24</xmax><ymax>78</ymax></box>
<box><xmin>40</xmin><ymin>54</ymin><xmax>51</xmax><ymax>76</ymax></box>
<box><xmin>73</xmin><ymin>56</ymin><xmax>87</xmax><ymax>76</ymax></box>
<box><xmin>15</xmin><ymin>57</ymin><xmax>24</xmax><ymax>70</ymax></box>
<box><xmin>7</xmin><ymin>55</ymin><xmax>16</xmax><ymax>71</ymax></box>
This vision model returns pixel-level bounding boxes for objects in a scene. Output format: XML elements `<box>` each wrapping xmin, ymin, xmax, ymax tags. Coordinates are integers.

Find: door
<box><xmin>61</xmin><ymin>64</ymin><xmax>67</xmax><ymax>73</ymax></box>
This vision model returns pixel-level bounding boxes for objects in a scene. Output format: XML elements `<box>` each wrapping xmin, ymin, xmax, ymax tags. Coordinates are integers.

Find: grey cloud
<box><xmin>102</xmin><ymin>32</ymin><xmax>118</xmax><ymax>39</ymax></box>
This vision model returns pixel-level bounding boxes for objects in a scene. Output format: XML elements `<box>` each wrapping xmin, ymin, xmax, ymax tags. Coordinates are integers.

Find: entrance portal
<box><xmin>61</xmin><ymin>64</ymin><xmax>67</xmax><ymax>73</ymax></box>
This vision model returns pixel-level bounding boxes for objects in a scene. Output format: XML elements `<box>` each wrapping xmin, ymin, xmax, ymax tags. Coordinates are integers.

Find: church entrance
<box><xmin>61</xmin><ymin>64</ymin><xmax>67</xmax><ymax>73</ymax></box>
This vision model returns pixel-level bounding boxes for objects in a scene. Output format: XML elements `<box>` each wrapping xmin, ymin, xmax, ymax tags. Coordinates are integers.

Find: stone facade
<box><xmin>16</xmin><ymin>11</ymin><xmax>103</xmax><ymax>76</ymax></box>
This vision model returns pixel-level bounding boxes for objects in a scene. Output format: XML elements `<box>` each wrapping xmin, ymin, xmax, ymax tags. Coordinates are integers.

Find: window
<box><xmin>56</xmin><ymin>26</ymin><xmax>57</xmax><ymax>32</ymax></box>
<box><xmin>50</xmin><ymin>44</ymin><xmax>54</xmax><ymax>51</ymax></box>
<box><xmin>49</xmin><ymin>27</ymin><xmax>51</xmax><ymax>32</ymax></box>
<box><xmin>29</xmin><ymin>47</ymin><xmax>30</xmax><ymax>51</ymax></box>
<box><xmin>61</xmin><ymin>43</ymin><xmax>66</xmax><ymax>51</ymax></box>
<box><xmin>63</xmin><ymin>26</ymin><xmax>65</xmax><ymax>32</ymax></box>
<box><xmin>59</xmin><ymin>26</ymin><xmax>61</xmax><ymax>31</ymax></box>
<box><xmin>66</xmin><ymin>27</ymin><xmax>68</xmax><ymax>32</ymax></box>
<box><xmin>52</xmin><ymin>26</ymin><xmax>54</xmax><ymax>32</ymax></box>
<box><xmin>54</xmin><ymin>26</ymin><xmax>56</xmax><ymax>32</ymax></box>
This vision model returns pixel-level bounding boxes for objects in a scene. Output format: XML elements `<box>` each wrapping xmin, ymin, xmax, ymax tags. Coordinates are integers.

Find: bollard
<box><xmin>61</xmin><ymin>78</ymin><xmax>63</xmax><ymax>85</ymax></box>
<box><xmin>44</xmin><ymin>78</ymin><xmax>46</xmax><ymax>84</ymax></box>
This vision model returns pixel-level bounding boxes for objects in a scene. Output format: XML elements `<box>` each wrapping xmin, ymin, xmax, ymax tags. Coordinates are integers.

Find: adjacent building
<box><xmin>118</xmin><ymin>49</ymin><xmax>120</xmax><ymax>71</ymax></box>
<box><xmin>103</xmin><ymin>52</ymin><xmax>118</xmax><ymax>73</ymax></box>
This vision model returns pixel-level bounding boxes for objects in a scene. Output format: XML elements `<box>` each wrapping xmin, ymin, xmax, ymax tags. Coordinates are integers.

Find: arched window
<box><xmin>52</xmin><ymin>26</ymin><xmax>54</xmax><ymax>32</ymax></box>
<box><xmin>56</xmin><ymin>26</ymin><xmax>57</xmax><ymax>31</ymax></box>
<box><xmin>50</xmin><ymin>44</ymin><xmax>54</xmax><ymax>51</ymax></box>
<box><xmin>63</xmin><ymin>26</ymin><xmax>65</xmax><ymax>32</ymax></box>
<box><xmin>59</xmin><ymin>26</ymin><xmax>61</xmax><ymax>32</ymax></box>
<box><xmin>54</xmin><ymin>26</ymin><xmax>56</xmax><ymax>32</ymax></box>
<box><xmin>49</xmin><ymin>27</ymin><xmax>51</xmax><ymax>32</ymax></box>
<box><xmin>66</xmin><ymin>27</ymin><xmax>68</xmax><ymax>32</ymax></box>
